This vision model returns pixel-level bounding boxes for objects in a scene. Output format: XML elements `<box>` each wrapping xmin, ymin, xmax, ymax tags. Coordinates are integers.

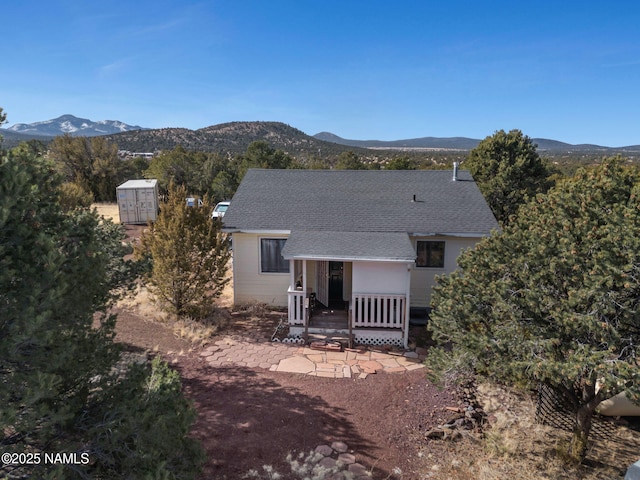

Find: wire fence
<box><xmin>535</xmin><ymin>384</ymin><xmax>619</xmax><ymax>441</ymax></box>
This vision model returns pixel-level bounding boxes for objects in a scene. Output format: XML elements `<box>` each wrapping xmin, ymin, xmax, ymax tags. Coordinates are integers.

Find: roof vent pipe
<box><xmin>452</xmin><ymin>162</ymin><xmax>459</xmax><ymax>181</ymax></box>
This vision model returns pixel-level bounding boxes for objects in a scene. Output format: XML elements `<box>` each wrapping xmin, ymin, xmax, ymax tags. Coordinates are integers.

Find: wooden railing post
<box><xmin>288</xmin><ymin>288</ymin><xmax>306</xmax><ymax>326</ymax></box>
<box><xmin>348</xmin><ymin>307</ymin><xmax>353</xmax><ymax>348</ymax></box>
<box><xmin>303</xmin><ymin>296</ymin><xmax>309</xmax><ymax>342</ymax></box>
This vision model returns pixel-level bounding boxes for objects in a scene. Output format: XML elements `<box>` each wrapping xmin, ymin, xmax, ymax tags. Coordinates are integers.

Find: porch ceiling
<box><xmin>281</xmin><ymin>230</ymin><xmax>416</xmax><ymax>262</ymax></box>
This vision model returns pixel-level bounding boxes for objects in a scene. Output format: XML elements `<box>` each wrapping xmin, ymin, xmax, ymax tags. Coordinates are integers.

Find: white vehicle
<box><xmin>211</xmin><ymin>201</ymin><xmax>230</xmax><ymax>219</ymax></box>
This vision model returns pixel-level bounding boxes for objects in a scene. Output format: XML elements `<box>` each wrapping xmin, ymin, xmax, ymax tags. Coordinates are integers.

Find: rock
<box><xmin>327</xmin><ymin>473</ymin><xmax>346</xmax><ymax>480</ymax></box>
<box><xmin>425</xmin><ymin>428</ymin><xmax>446</xmax><ymax>439</ymax></box>
<box><xmin>315</xmin><ymin>444</ymin><xmax>334</xmax><ymax>457</ymax></box>
<box><xmin>348</xmin><ymin>463</ymin><xmax>369</xmax><ymax>476</ymax></box>
<box><xmin>360</xmin><ymin>360</ymin><xmax>383</xmax><ymax>374</ymax></box>
<box><xmin>331</xmin><ymin>441</ymin><xmax>349</xmax><ymax>453</ymax></box>
<box><xmin>338</xmin><ymin>453</ymin><xmax>356</xmax><ymax>465</ymax></box>
<box><xmin>319</xmin><ymin>457</ymin><xmax>337</xmax><ymax>469</ymax></box>
<box><xmin>444</xmin><ymin>412</ymin><xmax>465</xmax><ymax>424</ymax></box>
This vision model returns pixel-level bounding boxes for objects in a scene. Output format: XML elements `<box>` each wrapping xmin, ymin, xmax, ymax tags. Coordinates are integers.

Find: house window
<box><xmin>260</xmin><ymin>238</ymin><xmax>289</xmax><ymax>273</ymax></box>
<box><xmin>416</xmin><ymin>241</ymin><xmax>445</xmax><ymax>268</ymax></box>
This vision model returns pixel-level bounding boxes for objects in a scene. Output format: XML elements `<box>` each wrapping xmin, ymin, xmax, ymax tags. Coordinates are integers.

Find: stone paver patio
<box><xmin>199</xmin><ymin>335</ymin><xmax>426</xmax><ymax>379</ymax></box>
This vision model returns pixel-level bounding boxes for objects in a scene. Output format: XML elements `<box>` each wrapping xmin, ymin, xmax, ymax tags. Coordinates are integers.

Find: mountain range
<box><xmin>4</xmin><ymin>114</ymin><xmax>145</xmax><ymax>137</ymax></box>
<box><xmin>2</xmin><ymin>114</ymin><xmax>640</xmax><ymax>155</ymax></box>
<box><xmin>314</xmin><ymin>132</ymin><xmax>640</xmax><ymax>153</ymax></box>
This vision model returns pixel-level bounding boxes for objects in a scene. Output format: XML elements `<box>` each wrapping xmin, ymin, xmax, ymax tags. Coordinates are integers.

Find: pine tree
<box><xmin>140</xmin><ymin>181</ymin><xmax>231</xmax><ymax>318</ymax></box>
<box><xmin>427</xmin><ymin>159</ymin><xmax>640</xmax><ymax>462</ymax></box>
<box><xmin>0</xmin><ymin>145</ymin><xmax>203</xmax><ymax>478</ymax></box>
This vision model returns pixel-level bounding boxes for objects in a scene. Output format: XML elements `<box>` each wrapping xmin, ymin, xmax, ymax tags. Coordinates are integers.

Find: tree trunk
<box><xmin>567</xmin><ymin>400</ymin><xmax>597</xmax><ymax>463</ymax></box>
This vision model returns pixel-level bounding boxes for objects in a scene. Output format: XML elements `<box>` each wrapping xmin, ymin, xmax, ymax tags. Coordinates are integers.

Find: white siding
<box><xmin>232</xmin><ymin>233</ymin><xmax>290</xmax><ymax>306</ymax></box>
<box><xmin>352</xmin><ymin>262</ymin><xmax>409</xmax><ymax>295</ymax></box>
<box><xmin>343</xmin><ymin>262</ymin><xmax>352</xmax><ymax>301</ymax></box>
<box><xmin>232</xmin><ymin>233</ymin><xmax>484</xmax><ymax>309</ymax></box>
<box><xmin>410</xmin><ymin>236</ymin><xmax>481</xmax><ymax>308</ymax></box>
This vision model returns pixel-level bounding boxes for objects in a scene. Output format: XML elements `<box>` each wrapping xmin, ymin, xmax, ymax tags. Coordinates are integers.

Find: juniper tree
<box><xmin>139</xmin><ymin>181</ymin><xmax>231</xmax><ymax>318</ymax></box>
<box><xmin>335</xmin><ymin>150</ymin><xmax>368</xmax><ymax>170</ymax></box>
<box><xmin>427</xmin><ymin>160</ymin><xmax>640</xmax><ymax>462</ymax></box>
<box><xmin>0</xmin><ymin>145</ymin><xmax>203</xmax><ymax>478</ymax></box>
<box><xmin>465</xmin><ymin>129</ymin><xmax>552</xmax><ymax>224</ymax></box>
<box><xmin>47</xmin><ymin>134</ymin><xmax>122</xmax><ymax>202</ymax></box>
<box><xmin>144</xmin><ymin>145</ymin><xmax>205</xmax><ymax>196</ymax></box>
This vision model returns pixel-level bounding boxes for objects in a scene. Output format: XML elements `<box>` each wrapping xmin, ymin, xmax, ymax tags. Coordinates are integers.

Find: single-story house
<box><xmin>222</xmin><ymin>167</ymin><xmax>498</xmax><ymax>347</ymax></box>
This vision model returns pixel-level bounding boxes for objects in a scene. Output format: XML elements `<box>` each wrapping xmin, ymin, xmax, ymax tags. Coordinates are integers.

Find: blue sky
<box><xmin>2</xmin><ymin>1</ymin><xmax>640</xmax><ymax>146</ymax></box>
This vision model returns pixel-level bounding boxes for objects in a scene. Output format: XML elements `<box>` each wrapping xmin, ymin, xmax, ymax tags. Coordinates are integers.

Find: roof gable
<box><xmin>223</xmin><ymin>169</ymin><xmax>498</xmax><ymax>235</ymax></box>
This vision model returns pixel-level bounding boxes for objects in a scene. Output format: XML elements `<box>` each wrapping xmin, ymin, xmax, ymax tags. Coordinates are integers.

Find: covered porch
<box><xmin>282</xmin><ymin>230</ymin><xmax>415</xmax><ymax>348</ymax></box>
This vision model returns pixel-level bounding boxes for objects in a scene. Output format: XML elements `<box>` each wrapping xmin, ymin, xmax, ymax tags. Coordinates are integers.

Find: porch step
<box><xmin>305</xmin><ymin>331</ymin><xmax>354</xmax><ymax>348</ymax></box>
<box><xmin>309</xmin><ymin>340</ymin><xmax>343</xmax><ymax>352</ymax></box>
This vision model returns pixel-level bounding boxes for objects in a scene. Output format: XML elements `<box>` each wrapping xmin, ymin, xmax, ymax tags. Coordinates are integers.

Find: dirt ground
<box><xmin>113</xmin><ymin>305</ymin><xmax>462</xmax><ymax>480</ymax></box>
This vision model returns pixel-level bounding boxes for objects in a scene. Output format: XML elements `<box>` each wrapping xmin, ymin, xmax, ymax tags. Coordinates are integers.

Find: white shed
<box><xmin>116</xmin><ymin>179</ymin><xmax>159</xmax><ymax>224</ymax></box>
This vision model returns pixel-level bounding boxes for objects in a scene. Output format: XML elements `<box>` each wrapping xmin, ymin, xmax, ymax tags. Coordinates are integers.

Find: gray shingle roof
<box><xmin>223</xmin><ymin>169</ymin><xmax>498</xmax><ymax>235</ymax></box>
<box><xmin>282</xmin><ymin>231</ymin><xmax>415</xmax><ymax>261</ymax></box>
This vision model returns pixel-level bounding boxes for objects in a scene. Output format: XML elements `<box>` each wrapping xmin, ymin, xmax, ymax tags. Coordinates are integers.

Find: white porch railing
<box><xmin>287</xmin><ymin>288</ymin><xmax>305</xmax><ymax>325</ymax></box>
<box><xmin>288</xmin><ymin>290</ymin><xmax>406</xmax><ymax>330</ymax></box>
<box><xmin>351</xmin><ymin>293</ymin><xmax>405</xmax><ymax>329</ymax></box>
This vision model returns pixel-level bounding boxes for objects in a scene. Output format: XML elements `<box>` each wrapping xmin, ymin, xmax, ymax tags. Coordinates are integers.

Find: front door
<box><xmin>328</xmin><ymin>261</ymin><xmax>344</xmax><ymax>309</ymax></box>
<box><xmin>316</xmin><ymin>261</ymin><xmax>329</xmax><ymax>308</ymax></box>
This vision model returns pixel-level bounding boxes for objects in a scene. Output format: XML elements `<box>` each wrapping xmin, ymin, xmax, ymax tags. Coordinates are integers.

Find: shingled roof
<box><xmin>222</xmin><ymin>169</ymin><xmax>498</xmax><ymax>236</ymax></box>
<box><xmin>281</xmin><ymin>230</ymin><xmax>417</xmax><ymax>262</ymax></box>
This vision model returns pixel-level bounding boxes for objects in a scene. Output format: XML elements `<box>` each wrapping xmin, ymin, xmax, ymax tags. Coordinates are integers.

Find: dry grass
<box><xmin>117</xmin><ymin>284</ymin><xmax>233</xmax><ymax>345</ymax></box>
<box><xmin>93</xmin><ymin>202</ymin><xmax>120</xmax><ymax>222</ymax></box>
<box><xmin>218</xmin><ymin>259</ymin><xmax>235</xmax><ymax>309</ymax></box>
<box><xmin>172</xmin><ymin>311</ymin><xmax>231</xmax><ymax>345</ymax></box>
<box><xmin>118</xmin><ymin>284</ymin><xmax>167</xmax><ymax>321</ymax></box>
<box><xmin>231</xmin><ymin>301</ymin><xmax>274</xmax><ymax>318</ymax></box>
<box><xmin>423</xmin><ymin>382</ymin><xmax>640</xmax><ymax>480</ymax></box>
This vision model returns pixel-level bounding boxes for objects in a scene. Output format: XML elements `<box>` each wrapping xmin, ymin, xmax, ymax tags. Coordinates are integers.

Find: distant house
<box><xmin>222</xmin><ymin>168</ymin><xmax>498</xmax><ymax>347</ymax></box>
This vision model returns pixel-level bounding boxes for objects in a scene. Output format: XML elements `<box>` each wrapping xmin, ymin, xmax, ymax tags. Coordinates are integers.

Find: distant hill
<box><xmin>102</xmin><ymin>121</ymin><xmax>364</xmax><ymax>158</ymax></box>
<box><xmin>314</xmin><ymin>132</ymin><xmax>640</xmax><ymax>153</ymax></box>
<box><xmin>3</xmin><ymin>115</ymin><xmax>640</xmax><ymax>162</ymax></box>
<box><xmin>0</xmin><ymin>129</ymin><xmax>52</xmax><ymax>147</ymax></box>
<box><xmin>0</xmin><ymin>118</ymin><xmax>367</xmax><ymax>158</ymax></box>
<box><xmin>314</xmin><ymin>132</ymin><xmax>481</xmax><ymax>150</ymax></box>
<box><xmin>105</xmin><ymin>123</ymin><xmax>640</xmax><ymax>158</ymax></box>
<box><xmin>2</xmin><ymin>114</ymin><xmax>145</xmax><ymax>137</ymax></box>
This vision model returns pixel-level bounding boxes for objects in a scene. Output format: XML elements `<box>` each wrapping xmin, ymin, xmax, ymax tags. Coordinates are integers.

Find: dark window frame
<box><xmin>416</xmin><ymin>240</ymin><xmax>445</xmax><ymax>268</ymax></box>
<box><xmin>260</xmin><ymin>238</ymin><xmax>289</xmax><ymax>273</ymax></box>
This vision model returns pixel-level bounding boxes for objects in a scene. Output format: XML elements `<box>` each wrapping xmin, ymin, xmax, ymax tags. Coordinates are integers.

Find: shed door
<box><xmin>119</xmin><ymin>189</ymin><xmax>137</xmax><ymax>223</ymax></box>
<box><xmin>137</xmin><ymin>188</ymin><xmax>156</xmax><ymax>222</ymax></box>
<box><xmin>316</xmin><ymin>260</ymin><xmax>329</xmax><ymax>307</ymax></box>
